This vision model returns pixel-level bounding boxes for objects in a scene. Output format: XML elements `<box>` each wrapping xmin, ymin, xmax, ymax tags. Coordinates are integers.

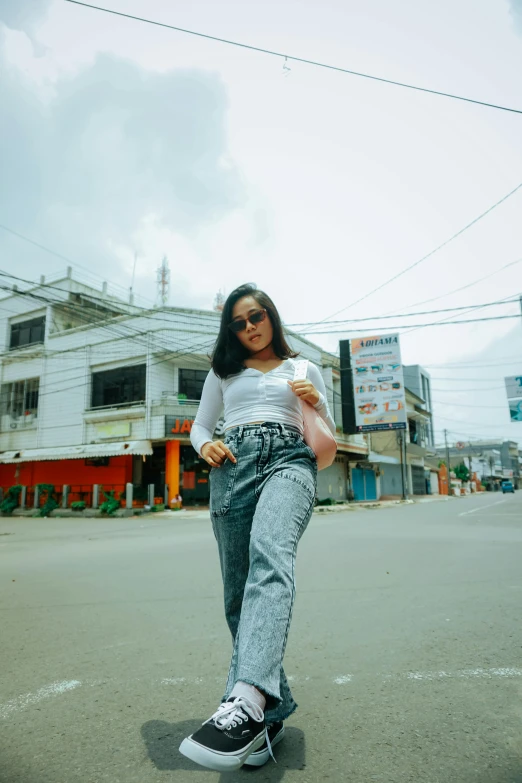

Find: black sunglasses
<box><xmin>228</xmin><ymin>308</ymin><xmax>267</xmax><ymax>334</ymax></box>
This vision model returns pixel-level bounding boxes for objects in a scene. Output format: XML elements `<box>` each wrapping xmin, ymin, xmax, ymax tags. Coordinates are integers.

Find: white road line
<box><xmin>459</xmin><ymin>500</ymin><xmax>505</xmax><ymax>516</ymax></box>
<box><xmin>406</xmin><ymin>667</ymin><xmax>522</xmax><ymax>681</ymax></box>
<box><xmin>333</xmin><ymin>675</ymin><xmax>353</xmax><ymax>684</ymax></box>
<box><xmin>159</xmin><ymin>668</ymin><xmax>522</xmax><ymax>688</ymax></box>
<box><xmin>0</xmin><ymin>680</ymin><xmax>82</xmax><ymax>720</ymax></box>
<box><xmin>5</xmin><ymin>667</ymin><xmax>518</xmax><ymax>718</ymax></box>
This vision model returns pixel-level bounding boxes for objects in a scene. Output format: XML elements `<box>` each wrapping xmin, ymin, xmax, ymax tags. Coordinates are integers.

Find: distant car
<box><xmin>501</xmin><ymin>480</ymin><xmax>515</xmax><ymax>494</ymax></box>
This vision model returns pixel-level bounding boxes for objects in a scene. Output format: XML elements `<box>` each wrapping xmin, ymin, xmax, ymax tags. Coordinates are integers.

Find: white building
<box><xmin>0</xmin><ymin>271</ymin><xmax>368</xmax><ymax>507</ymax></box>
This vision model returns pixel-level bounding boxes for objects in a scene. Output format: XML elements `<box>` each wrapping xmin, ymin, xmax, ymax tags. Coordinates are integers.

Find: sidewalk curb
<box><xmin>313</xmin><ymin>495</ymin><xmax>455</xmax><ymax>514</ymax></box>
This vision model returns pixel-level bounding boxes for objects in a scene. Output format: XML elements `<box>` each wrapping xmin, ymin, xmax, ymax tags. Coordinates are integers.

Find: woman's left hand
<box><xmin>288</xmin><ymin>379</ymin><xmax>320</xmax><ymax>406</ymax></box>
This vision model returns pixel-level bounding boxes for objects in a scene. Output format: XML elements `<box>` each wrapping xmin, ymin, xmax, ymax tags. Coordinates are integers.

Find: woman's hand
<box><xmin>201</xmin><ymin>441</ymin><xmax>237</xmax><ymax>468</ymax></box>
<box><xmin>287</xmin><ymin>379</ymin><xmax>320</xmax><ymax>406</ymax></box>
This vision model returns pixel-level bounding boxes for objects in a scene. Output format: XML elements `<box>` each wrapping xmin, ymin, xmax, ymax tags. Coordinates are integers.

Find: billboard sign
<box><xmin>165</xmin><ymin>416</ymin><xmax>225</xmax><ymax>438</ymax></box>
<box><xmin>508</xmin><ymin>398</ymin><xmax>522</xmax><ymax>423</ymax></box>
<box><xmin>350</xmin><ymin>333</ymin><xmax>407</xmax><ymax>432</ymax></box>
<box><xmin>505</xmin><ymin>376</ymin><xmax>522</xmax><ymax>399</ymax></box>
<box><xmin>505</xmin><ymin>375</ymin><xmax>522</xmax><ymax>423</ymax></box>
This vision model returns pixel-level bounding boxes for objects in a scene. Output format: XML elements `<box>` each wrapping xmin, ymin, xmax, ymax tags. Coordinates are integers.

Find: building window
<box><xmin>179</xmin><ymin>369</ymin><xmax>208</xmax><ymax>401</ymax></box>
<box><xmin>91</xmin><ymin>364</ymin><xmax>146</xmax><ymax>409</ymax></box>
<box><xmin>0</xmin><ymin>378</ymin><xmax>40</xmax><ymax>420</ymax></box>
<box><xmin>9</xmin><ymin>316</ymin><xmax>46</xmax><ymax>350</ymax></box>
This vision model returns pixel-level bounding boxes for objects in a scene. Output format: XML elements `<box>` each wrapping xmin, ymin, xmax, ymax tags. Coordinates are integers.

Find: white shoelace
<box><xmin>206</xmin><ymin>696</ymin><xmax>276</xmax><ymax>763</ymax></box>
<box><xmin>207</xmin><ymin>696</ymin><xmax>264</xmax><ymax>731</ymax></box>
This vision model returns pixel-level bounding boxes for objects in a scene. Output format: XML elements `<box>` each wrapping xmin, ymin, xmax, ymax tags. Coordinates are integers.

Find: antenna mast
<box><xmin>156</xmin><ymin>256</ymin><xmax>170</xmax><ymax>307</ymax></box>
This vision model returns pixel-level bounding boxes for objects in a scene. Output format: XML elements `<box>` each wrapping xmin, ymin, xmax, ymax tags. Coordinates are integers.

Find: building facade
<box><xmin>436</xmin><ymin>440</ymin><xmax>520</xmax><ymax>489</ymax></box>
<box><xmin>369</xmin><ymin>389</ymin><xmax>436</xmax><ymax>498</ymax></box>
<box><xmin>369</xmin><ymin>366</ymin><xmax>436</xmax><ymax>498</ymax></box>
<box><xmin>0</xmin><ymin>273</ymin><xmax>368</xmax><ymax>506</ymax></box>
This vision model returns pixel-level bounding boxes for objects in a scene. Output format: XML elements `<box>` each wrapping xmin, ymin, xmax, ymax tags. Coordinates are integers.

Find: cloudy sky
<box><xmin>1</xmin><ymin>0</ymin><xmax>521</xmax><ymax>445</ymax></box>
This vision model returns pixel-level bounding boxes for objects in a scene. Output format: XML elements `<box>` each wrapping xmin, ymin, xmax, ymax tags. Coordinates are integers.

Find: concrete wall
<box><xmin>317</xmin><ymin>455</ymin><xmax>348</xmax><ymax>501</ymax></box>
<box><xmin>379</xmin><ymin>464</ymin><xmax>403</xmax><ymax>497</ymax></box>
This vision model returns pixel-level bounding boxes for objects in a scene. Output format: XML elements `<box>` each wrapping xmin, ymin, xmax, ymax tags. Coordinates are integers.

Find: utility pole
<box><xmin>444</xmin><ymin>429</ymin><xmax>451</xmax><ymax>496</ymax></box>
<box><xmin>398</xmin><ymin>429</ymin><xmax>407</xmax><ymax>500</ymax></box>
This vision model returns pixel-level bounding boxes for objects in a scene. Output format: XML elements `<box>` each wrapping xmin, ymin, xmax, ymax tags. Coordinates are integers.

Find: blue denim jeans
<box><xmin>209</xmin><ymin>422</ymin><xmax>317</xmax><ymax>724</ymax></box>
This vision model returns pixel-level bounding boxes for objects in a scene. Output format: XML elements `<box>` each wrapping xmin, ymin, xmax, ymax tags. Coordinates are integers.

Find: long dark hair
<box><xmin>211</xmin><ymin>283</ymin><xmax>298</xmax><ymax>379</ymax></box>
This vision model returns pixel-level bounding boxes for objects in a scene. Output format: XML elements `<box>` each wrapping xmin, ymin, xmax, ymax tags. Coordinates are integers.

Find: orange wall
<box><xmin>438</xmin><ymin>464</ymin><xmax>449</xmax><ymax>496</ymax></box>
<box><xmin>0</xmin><ymin>455</ymin><xmax>133</xmax><ymax>489</ymax></box>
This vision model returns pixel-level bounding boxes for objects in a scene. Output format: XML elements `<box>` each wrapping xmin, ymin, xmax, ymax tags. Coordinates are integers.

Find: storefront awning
<box><xmin>368</xmin><ymin>452</ymin><xmax>400</xmax><ymax>465</ymax></box>
<box><xmin>0</xmin><ymin>440</ymin><xmax>153</xmax><ymax>464</ymax></box>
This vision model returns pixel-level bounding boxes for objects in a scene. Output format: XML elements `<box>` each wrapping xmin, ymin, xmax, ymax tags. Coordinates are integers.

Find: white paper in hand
<box><xmin>293</xmin><ymin>360</ymin><xmax>309</xmax><ymax>381</ymax></box>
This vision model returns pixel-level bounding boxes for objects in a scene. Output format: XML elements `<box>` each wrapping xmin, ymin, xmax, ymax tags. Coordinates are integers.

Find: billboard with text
<box><xmin>351</xmin><ymin>333</ymin><xmax>408</xmax><ymax>432</ymax></box>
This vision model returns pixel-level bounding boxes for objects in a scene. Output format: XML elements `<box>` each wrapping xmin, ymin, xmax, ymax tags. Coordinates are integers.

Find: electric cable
<box><xmin>64</xmin><ymin>1</ymin><xmax>522</xmax><ymax>116</ymax></box>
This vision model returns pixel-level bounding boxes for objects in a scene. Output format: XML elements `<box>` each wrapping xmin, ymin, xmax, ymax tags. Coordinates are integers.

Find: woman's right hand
<box><xmin>201</xmin><ymin>441</ymin><xmax>237</xmax><ymax>468</ymax></box>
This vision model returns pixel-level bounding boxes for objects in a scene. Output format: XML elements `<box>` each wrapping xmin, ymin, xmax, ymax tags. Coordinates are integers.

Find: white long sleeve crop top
<box><xmin>190</xmin><ymin>357</ymin><xmax>336</xmax><ymax>456</ymax></box>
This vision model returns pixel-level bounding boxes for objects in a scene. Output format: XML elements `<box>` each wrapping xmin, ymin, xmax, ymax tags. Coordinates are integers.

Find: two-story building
<box><xmin>436</xmin><ymin>440</ymin><xmax>520</xmax><ymax>488</ymax></box>
<box><xmin>0</xmin><ymin>271</ymin><xmax>368</xmax><ymax>507</ymax></box>
<box><xmin>368</xmin><ymin>366</ymin><xmax>436</xmax><ymax>498</ymax></box>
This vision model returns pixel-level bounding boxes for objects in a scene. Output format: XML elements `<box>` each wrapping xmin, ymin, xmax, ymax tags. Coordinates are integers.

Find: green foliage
<box><xmin>100</xmin><ymin>489</ymin><xmax>120</xmax><ymax>516</ymax></box>
<box><xmin>36</xmin><ymin>484</ymin><xmax>59</xmax><ymax>517</ymax></box>
<box><xmin>71</xmin><ymin>500</ymin><xmax>86</xmax><ymax>511</ymax></box>
<box><xmin>1</xmin><ymin>485</ymin><xmax>23</xmax><ymax>514</ymax></box>
<box><xmin>453</xmin><ymin>463</ymin><xmax>470</xmax><ymax>483</ymax></box>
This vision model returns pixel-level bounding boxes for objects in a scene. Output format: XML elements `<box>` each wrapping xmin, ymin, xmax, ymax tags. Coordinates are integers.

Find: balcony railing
<box><xmin>87</xmin><ymin>400</ymin><xmax>145</xmax><ymax>412</ymax></box>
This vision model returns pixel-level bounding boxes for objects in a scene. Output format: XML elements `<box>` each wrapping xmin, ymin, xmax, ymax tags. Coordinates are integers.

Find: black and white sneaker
<box><xmin>179</xmin><ymin>696</ymin><xmax>266</xmax><ymax>772</ymax></box>
<box><xmin>244</xmin><ymin>721</ymin><xmax>285</xmax><ymax>767</ymax></box>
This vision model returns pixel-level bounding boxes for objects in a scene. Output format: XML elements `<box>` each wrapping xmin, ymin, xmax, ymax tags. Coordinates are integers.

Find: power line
<box><xmin>317</xmin><ymin>182</ymin><xmax>522</xmax><ymax>323</ymax></box>
<box><xmin>298</xmin><ymin>313</ymin><xmax>520</xmax><ymax>335</ymax></box>
<box><xmin>436</xmin><ymin>414</ymin><xmax>513</xmax><ymax>429</ymax></box>
<box><xmin>0</xmin><ymin>223</ymin><xmax>155</xmax><ymax>307</ymax></box>
<box><xmin>427</xmin><ymin>376</ymin><xmax>512</xmax><ymax>382</ymax></box>
<box><xmin>289</xmin><ymin>295</ymin><xmax>519</xmax><ymax>330</ymax></box>
<box><xmin>17</xmin><ymin>335</ymin><xmax>217</xmax><ymax>404</ymax></box>
<box><xmin>381</xmin><ymin>257</ymin><xmax>522</xmax><ymax>314</ymax></box>
<box><xmin>0</xmin><ymin>271</ymin><xmax>222</xmax><ymax>362</ymax></box>
<box><xmin>431</xmin><ymin>386</ymin><xmax>505</xmax><ymax>392</ymax></box>
<box><xmin>434</xmin><ymin>427</ymin><xmax>513</xmax><ymax>443</ymax></box>
<box><xmin>400</xmin><ymin>293</ymin><xmax>516</xmax><ymax>337</ymax></box>
<box><xmin>4</xmin><ymin>266</ymin><xmax>518</xmax><ymax>333</ymax></box>
<box><xmin>1</xmin><ymin>277</ymin><xmax>519</xmax><ymax>404</ymax></box>
<box><xmin>428</xmin><ymin>363</ymin><xmax>517</xmax><ymax>370</ymax></box>
<box><xmin>435</xmin><ymin>400</ymin><xmax>510</xmax><ymax>410</ymax></box>
<box><xmin>64</xmin><ymin>1</ymin><xmax>522</xmax><ymax>116</ymax></box>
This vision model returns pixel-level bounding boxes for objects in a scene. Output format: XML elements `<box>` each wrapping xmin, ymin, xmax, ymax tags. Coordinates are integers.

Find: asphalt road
<box><xmin>1</xmin><ymin>493</ymin><xmax>521</xmax><ymax>783</ymax></box>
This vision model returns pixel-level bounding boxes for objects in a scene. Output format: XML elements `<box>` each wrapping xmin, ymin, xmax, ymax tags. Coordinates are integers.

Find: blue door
<box><xmin>352</xmin><ymin>468</ymin><xmax>365</xmax><ymax>501</ymax></box>
<box><xmin>351</xmin><ymin>468</ymin><xmax>377</xmax><ymax>501</ymax></box>
<box><xmin>365</xmin><ymin>469</ymin><xmax>377</xmax><ymax>501</ymax></box>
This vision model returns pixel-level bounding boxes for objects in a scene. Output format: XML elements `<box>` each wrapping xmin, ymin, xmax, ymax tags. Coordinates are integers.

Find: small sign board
<box><xmin>505</xmin><ymin>376</ymin><xmax>522</xmax><ymax>399</ymax></box>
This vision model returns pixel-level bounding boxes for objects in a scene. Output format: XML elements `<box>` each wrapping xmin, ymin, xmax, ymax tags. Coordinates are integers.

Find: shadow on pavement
<box><xmin>141</xmin><ymin>719</ymin><xmax>306</xmax><ymax>779</ymax></box>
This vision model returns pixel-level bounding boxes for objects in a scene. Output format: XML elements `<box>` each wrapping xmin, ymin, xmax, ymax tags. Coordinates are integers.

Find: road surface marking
<box><xmin>406</xmin><ymin>667</ymin><xmax>522</xmax><ymax>681</ymax></box>
<box><xmin>459</xmin><ymin>500</ymin><xmax>505</xmax><ymax>516</ymax></box>
<box><xmin>0</xmin><ymin>680</ymin><xmax>82</xmax><ymax>720</ymax></box>
<box><xmin>333</xmin><ymin>675</ymin><xmax>353</xmax><ymax>684</ymax></box>
<box><xmin>6</xmin><ymin>668</ymin><xmax>518</xmax><ymax>717</ymax></box>
<box><xmin>161</xmin><ymin>677</ymin><xmax>187</xmax><ymax>685</ymax></box>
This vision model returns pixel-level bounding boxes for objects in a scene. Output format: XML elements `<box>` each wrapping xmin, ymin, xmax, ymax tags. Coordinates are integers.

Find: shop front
<box><xmin>162</xmin><ymin>415</ymin><xmax>216</xmax><ymax>507</ymax></box>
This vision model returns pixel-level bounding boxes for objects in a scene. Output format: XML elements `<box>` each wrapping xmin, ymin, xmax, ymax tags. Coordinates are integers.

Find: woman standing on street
<box><xmin>179</xmin><ymin>283</ymin><xmax>336</xmax><ymax>772</ymax></box>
